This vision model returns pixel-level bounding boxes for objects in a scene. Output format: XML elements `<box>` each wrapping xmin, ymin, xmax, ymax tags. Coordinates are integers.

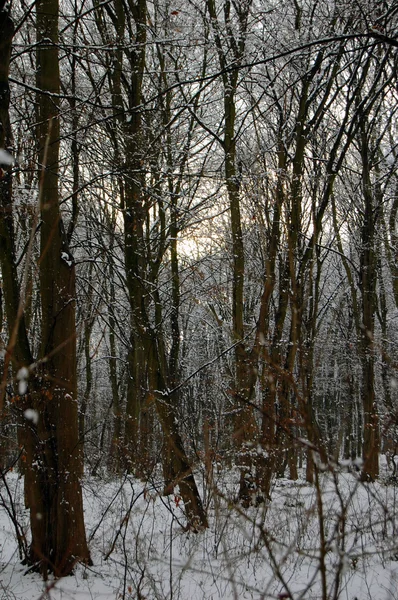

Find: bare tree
<box><xmin>0</xmin><ymin>0</ymin><xmax>91</xmax><ymax>577</ymax></box>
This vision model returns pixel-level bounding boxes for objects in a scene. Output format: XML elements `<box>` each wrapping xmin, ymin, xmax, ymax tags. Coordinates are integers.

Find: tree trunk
<box><xmin>358</xmin><ymin>122</ymin><xmax>380</xmax><ymax>481</ymax></box>
<box><xmin>121</xmin><ymin>0</ymin><xmax>148</xmax><ymax>473</ymax></box>
<box><xmin>117</xmin><ymin>0</ymin><xmax>206</xmax><ymax>528</ymax></box>
<box><xmin>22</xmin><ymin>0</ymin><xmax>91</xmax><ymax>576</ymax></box>
<box><xmin>206</xmin><ymin>0</ymin><xmax>258</xmax><ymax>505</ymax></box>
<box><xmin>0</xmin><ymin>5</ymin><xmax>32</xmax><ymax>395</ymax></box>
<box><xmin>109</xmin><ymin>278</ymin><xmax>123</xmax><ymax>473</ymax></box>
<box><xmin>155</xmin><ymin>385</ymin><xmax>208</xmax><ymax>530</ymax></box>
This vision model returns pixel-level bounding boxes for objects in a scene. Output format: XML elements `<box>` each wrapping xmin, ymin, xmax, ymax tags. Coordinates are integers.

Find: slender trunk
<box><xmin>119</xmin><ymin>0</ymin><xmax>206</xmax><ymax>527</ymax></box>
<box><xmin>256</xmin><ymin>139</ymin><xmax>286</xmax><ymax>498</ymax></box>
<box><xmin>122</xmin><ymin>0</ymin><xmax>148</xmax><ymax>472</ymax></box>
<box><xmin>155</xmin><ymin>384</ymin><xmax>208</xmax><ymax>530</ymax></box>
<box><xmin>359</xmin><ymin>124</ymin><xmax>379</xmax><ymax>481</ymax></box>
<box><xmin>79</xmin><ymin>314</ymin><xmax>94</xmax><ymax>450</ymax></box>
<box><xmin>225</xmin><ymin>106</ymin><xmax>258</xmax><ymax>503</ymax></box>
<box><xmin>206</xmin><ymin>0</ymin><xmax>258</xmax><ymax>504</ymax></box>
<box><xmin>109</xmin><ymin>278</ymin><xmax>123</xmax><ymax>472</ymax></box>
<box><xmin>0</xmin><ymin>6</ymin><xmax>32</xmax><ymax>393</ymax></box>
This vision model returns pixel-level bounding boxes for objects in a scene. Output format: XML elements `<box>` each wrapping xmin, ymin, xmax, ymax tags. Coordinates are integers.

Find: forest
<box><xmin>0</xmin><ymin>0</ymin><xmax>398</xmax><ymax>598</ymax></box>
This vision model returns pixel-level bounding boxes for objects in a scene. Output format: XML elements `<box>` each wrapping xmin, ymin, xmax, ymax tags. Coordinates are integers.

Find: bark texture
<box><xmin>23</xmin><ymin>0</ymin><xmax>91</xmax><ymax>576</ymax></box>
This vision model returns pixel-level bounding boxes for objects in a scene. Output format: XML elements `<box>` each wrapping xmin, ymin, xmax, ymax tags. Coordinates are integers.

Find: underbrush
<box><xmin>0</xmin><ymin>459</ymin><xmax>398</xmax><ymax>599</ymax></box>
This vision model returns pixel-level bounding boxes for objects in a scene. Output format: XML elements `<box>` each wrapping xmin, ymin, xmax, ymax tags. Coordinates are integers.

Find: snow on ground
<box><xmin>1</xmin><ymin>461</ymin><xmax>398</xmax><ymax>599</ymax></box>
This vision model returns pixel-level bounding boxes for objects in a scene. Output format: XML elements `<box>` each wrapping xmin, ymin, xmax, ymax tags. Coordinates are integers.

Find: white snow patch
<box><xmin>16</xmin><ymin>366</ymin><xmax>29</xmax><ymax>395</ymax></box>
<box><xmin>18</xmin><ymin>380</ymin><xmax>27</xmax><ymax>395</ymax></box>
<box><xmin>61</xmin><ymin>251</ymin><xmax>73</xmax><ymax>267</ymax></box>
<box><xmin>16</xmin><ymin>367</ymin><xmax>29</xmax><ymax>380</ymax></box>
<box><xmin>0</xmin><ymin>148</ymin><xmax>15</xmax><ymax>165</ymax></box>
<box><xmin>24</xmin><ymin>408</ymin><xmax>38</xmax><ymax>425</ymax></box>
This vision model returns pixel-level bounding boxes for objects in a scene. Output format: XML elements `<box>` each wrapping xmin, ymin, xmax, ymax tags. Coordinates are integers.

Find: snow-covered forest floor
<box><xmin>1</xmin><ymin>459</ymin><xmax>398</xmax><ymax>600</ymax></box>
